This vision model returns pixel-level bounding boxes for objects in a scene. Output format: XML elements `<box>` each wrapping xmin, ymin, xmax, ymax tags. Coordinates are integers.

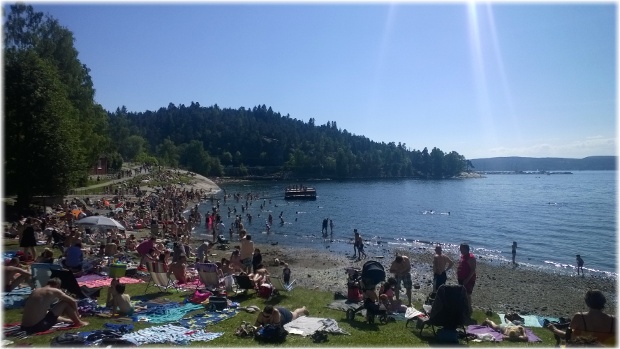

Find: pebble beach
<box><xmin>74</xmin><ymin>170</ymin><xmax>618</xmax><ymax>320</ymax></box>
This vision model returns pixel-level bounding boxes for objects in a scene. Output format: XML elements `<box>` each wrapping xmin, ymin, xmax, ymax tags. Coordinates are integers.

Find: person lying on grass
<box><xmin>20</xmin><ymin>278</ymin><xmax>88</xmax><ymax>334</ymax></box>
<box><xmin>481</xmin><ymin>318</ymin><xmax>528</xmax><ymax>342</ymax></box>
<box><xmin>255</xmin><ymin>304</ymin><xmax>309</xmax><ymax>327</ymax></box>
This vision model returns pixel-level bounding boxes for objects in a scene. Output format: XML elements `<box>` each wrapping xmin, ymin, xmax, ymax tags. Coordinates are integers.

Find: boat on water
<box><xmin>285</xmin><ymin>186</ymin><xmax>317</xmax><ymax>200</ymax></box>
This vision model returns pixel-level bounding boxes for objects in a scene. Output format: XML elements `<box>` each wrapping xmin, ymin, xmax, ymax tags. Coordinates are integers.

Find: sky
<box><xmin>16</xmin><ymin>2</ymin><xmax>618</xmax><ymax>159</ymax></box>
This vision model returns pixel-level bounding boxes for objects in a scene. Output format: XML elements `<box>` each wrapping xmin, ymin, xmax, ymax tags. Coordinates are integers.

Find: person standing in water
<box><xmin>512</xmin><ymin>241</ymin><xmax>517</xmax><ymax>265</ymax></box>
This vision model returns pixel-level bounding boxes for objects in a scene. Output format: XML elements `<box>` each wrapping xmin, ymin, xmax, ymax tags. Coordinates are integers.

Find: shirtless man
<box><xmin>4</xmin><ymin>257</ymin><xmax>32</xmax><ymax>291</ymax></box>
<box><xmin>432</xmin><ymin>245</ymin><xmax>454</xmax><ymax>291</ymax></box>
<box><xmin>389</xmin><ymin>255</ymin><xmax>412</xmax><ymax>306</ymax></box>
<box><xmin>20</xmin><ymin>278</ymin><xmax>88</xmax><ymax>334</ymax></box>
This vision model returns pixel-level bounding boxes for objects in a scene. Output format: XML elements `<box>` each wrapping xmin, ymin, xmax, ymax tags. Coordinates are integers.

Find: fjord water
<box><xmin>195</xmin><ymin>171</ymin><xmax>617</xmax><ymax>278</ymax></box>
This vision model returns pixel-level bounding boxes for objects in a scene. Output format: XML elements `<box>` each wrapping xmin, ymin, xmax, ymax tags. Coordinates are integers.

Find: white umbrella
<box><xmin>75</xmin><ymin>216</ymin><xmax>126</xmax><ymax>230</ymax></box>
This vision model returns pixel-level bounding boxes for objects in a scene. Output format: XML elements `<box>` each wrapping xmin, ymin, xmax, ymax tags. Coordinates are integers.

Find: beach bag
<box><xmin>190</xmin><ymin>289</ymin><xmax>212</xmax><ymax>304</ymax></box>
<box><xmin>254</xmin><ymin>324</ymin><xmax>288</xmax><ymax>343</ymax></box>
<box><xmin>347</xmin><ymin>287</ymin><xmax>363</xmax><ymax>302</ymax></box>
<box><xmin>206</xmin><ymin>296</ymin><xmax>228</xmax><ymax>311</ymax></box>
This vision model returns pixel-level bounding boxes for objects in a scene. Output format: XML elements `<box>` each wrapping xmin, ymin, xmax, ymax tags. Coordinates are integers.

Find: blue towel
<box><xmin>3</xmin><ymin>287</ymin><xmax>32</xmax><ymax>310</ymax></box>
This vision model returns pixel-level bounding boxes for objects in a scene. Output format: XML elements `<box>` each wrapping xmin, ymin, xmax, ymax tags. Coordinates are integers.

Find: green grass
<box><xmin>3</xmin><ymin>240</ymin><xmax>556</xmax><ymax>347</ymax></box>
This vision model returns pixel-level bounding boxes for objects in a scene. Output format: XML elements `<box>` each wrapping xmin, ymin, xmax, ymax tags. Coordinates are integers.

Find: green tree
<box><xmin>156</xmin><ymin>138</ymin><xmax>179</xmax><ymax>167</ymax></box>
<box><xmin>4</xmin><ymin>50</ymin><xmax>81</xmax><ymax>208</ymax></box>
<box><xmin>4</xmin><ymin>3</ymin><xmax>110</xmax><ymax>184</ymax></box>
<box><xmin>122</xmin><ymin>135</ymin><xmax>149</xmax><ymax>162</ymax></box>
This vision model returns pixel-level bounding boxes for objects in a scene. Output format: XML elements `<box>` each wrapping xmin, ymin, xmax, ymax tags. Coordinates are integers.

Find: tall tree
<box><xmin>4</xmin><ymin>3</ymin><xmax>110</xmax><ymax>181</ymax></box>
<box><xmin>4</xmin><ymin>50</ymin><xmax>81</xmax><ymax>207</ymax></box>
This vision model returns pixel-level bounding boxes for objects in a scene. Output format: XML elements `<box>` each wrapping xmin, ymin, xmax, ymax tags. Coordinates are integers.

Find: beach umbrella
<box><xmin>75</xmin><ymin>216</ymin><xmax>126</xmax><ymax>231</ymax></box>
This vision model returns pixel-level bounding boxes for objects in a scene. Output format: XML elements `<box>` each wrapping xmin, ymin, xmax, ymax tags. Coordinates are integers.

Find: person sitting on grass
<box><xmin>169</xmin><ymin>254</ymin><xmax>189</xmax><ymax>284</ymax></box>
<box><xmin>255</xmin><ymin>304</ymin><xmax>309</xmax><ymax>327</ymax></box>
<box><xmin>379</xmin><ymin>277</ymin><xmax>407</xmax><ymax>313</ymax></box>
<box><xmin>481</xmin><ymin>318</ymin><xmax>528</xmax><ymax>342</ymax></box>
<box><xmin>4</xmin><ymin>257</ymin><xmax>32</xmax><ymax>291</ymax></box>
<box><xmin>20</xmin><ymin>278</ymin><xmax>88</xmax><ymax>334</ymax></box>
<box><xmin>106</xmin><ymin>279</ymin><xmax>136</xmax><ymax>316</ymax></box>
<box><xmin>35</xmin><ymin>248</ymin><xmax>55</xmax><ymax>264</ymax></box>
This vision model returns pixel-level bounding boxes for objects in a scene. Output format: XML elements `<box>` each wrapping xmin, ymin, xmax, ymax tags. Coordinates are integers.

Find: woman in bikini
<box><xmin>546</xmin><ymin>289</ymin><xmax>615</xmax><ymax>346</ymax></box>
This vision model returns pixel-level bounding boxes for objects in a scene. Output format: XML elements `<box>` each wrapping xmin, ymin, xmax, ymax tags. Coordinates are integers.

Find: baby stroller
<box><xmin>345</xmin><ymin>261</ymin><xmax>388</xmax><ymax>324</ymax></box>
<box><xmin>345</xmin><ymin>267</ymin><xmax>363</xmax><ymax>302</ymax></box>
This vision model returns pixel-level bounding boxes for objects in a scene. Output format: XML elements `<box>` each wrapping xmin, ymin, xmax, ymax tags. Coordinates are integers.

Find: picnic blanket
<box><xmin>283</xmin><ymin>317</ymin><xmax>350</xmax><ymax>336</ymax></box>
<box><xmin>133</xmin><ymin>302</ymin><xmax>204</xmax><ymax>324</ymax></box>
<box><xmin>466</xmin><ymin>325</ymin><xmax>542</xmax><ymax>342</ymax></box>
<box><xmin>76</xmin><ymin>274</ymin><xmax>143</xmax><ymax>287</ymax></box>
<box><xmin>498</xmin><ymin>313</ymin><xmax>546</xmax><ymax>328</ymax></box>
<box><xmin>4</xmin><ymin>321</ymin><xmax>82</xmax><ymax>339</ymax></box>
<box><xmin>3</xmin><ymin>286</ymin><xmax>32</xmax><ymax>309</ymax></box>
<box><xmin>121</xmin><ymin>324</ymin><xmax>223</xmax><ymax>346</ymax></box>
<box><xmin>326</xmin><ymin>299</ymin><xmax>366</xmax><ymax>316</ymax></box>
<box><xmin>177</xmin><ymin>308</ymin><xmax>238</xmax><ymax>330</ymax></box>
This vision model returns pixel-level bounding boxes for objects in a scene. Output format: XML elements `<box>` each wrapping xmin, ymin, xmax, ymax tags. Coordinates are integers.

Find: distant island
<box><xmin>470</xmin><ymin>156</ymin><xmax>616</xmax><ymax>172</ymax></box>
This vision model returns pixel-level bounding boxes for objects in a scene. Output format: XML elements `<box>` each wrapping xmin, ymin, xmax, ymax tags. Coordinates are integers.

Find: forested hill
<box><xmin>109</xmin><ymin>103</ymin><xmax>468</xmax><ymax>179</ymax></box>
<box><xmin>470</xmin><ymin>156</ymin><xmax>616</xmax><ymax>171</ymax></box>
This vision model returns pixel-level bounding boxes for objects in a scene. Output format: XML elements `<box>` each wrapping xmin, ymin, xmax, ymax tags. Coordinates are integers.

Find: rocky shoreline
<box><xmin>61</xmin><ymin>169</ymin><xmax>617</xmax><ymax>320</ymax></box>
<box><xmin>230</xmin><ymin>242</ymin><xmax>616</xmax><ymax>319</ymax></box>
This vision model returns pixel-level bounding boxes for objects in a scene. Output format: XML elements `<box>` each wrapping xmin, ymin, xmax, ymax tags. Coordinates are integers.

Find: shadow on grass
<box><xmin>341</xmin><ymin>315</ymin><xmax>383</xmax><ymax>332</ymax></box>
<box><xmin>133</xmin><ymin>291</ymin><xmax>173</xmax><ymax>303</ymax></box>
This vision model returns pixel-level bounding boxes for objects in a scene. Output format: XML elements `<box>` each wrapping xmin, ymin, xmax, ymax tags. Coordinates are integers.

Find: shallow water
<box><xmin>188</xmin><ymin>171</ymin><xmax>617</xmax><ymax>279</ymax></box>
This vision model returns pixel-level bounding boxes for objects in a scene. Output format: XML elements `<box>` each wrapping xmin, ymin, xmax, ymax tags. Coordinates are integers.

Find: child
<box><xmin>108</xmin><ymin>279</ymin><xmax>134</xmax><ymax>316</ymax></box>
<box><xmin>283</xmin><ymin>263</ymin><xmax>291</xmax><ymax>285</ymax></box>
<box><xmin>576</xmin><ymin>255</ymin><xmax>584</xmax><ymax>276</ymax></box>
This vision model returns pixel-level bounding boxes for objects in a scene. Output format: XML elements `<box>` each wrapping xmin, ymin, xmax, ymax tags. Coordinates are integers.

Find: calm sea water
<box><xmin>188</xmin><ymin>171</ymin><xmax>617</xmax><ymax>278</ymax></box>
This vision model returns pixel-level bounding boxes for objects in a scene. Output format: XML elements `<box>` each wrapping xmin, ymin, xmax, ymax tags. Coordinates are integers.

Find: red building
<box><xmin>91</xmin><ymin>155</ymin><xmax>108</xmax><ymax>175</ymax></box>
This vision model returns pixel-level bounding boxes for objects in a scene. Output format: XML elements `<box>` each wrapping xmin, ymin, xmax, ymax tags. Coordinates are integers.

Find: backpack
<box><xmin>254</xmin><ymin>324</ymin><xmax>288</xmax><ymax>343</ymax></box>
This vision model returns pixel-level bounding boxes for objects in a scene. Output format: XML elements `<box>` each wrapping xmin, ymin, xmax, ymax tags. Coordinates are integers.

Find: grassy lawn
<box><xmin>3</xmin><ymin>240</ymin><xmax>556</xmax><ymax>347</ymax></box>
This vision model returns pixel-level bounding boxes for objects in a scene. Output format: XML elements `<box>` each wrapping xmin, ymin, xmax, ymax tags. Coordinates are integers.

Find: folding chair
<box><xmin>271</xmin><ymin>275</ymin><xmax>296</xmax><ymax>293</ymax></box>
<box><xmin>49</xmin><ymin>269</ymin><xmax>102</xmax><ymax>299</ymax></box>
<box><xmin>144</xmin><ymin>261</ymin><xmax>181</xmax><ymax>293</ymax></box>
<box><xmin>414</xmin><ymin>284</ymin><xmax>469</xmax><ymax>343</ymax></box>
<box><xmin>233</xmin><ymin>273</ymin><xmax>257</xmax><ymax>294</ymax></box>
<box><xmin>196</xmin><ymin>263</ymin><xmax>224</xmax><ymax>291</ymax></box>
<box><xmin>31</xmin><ymin>263</ymin><xmax>62</xmax><ymax>289</ymax></box>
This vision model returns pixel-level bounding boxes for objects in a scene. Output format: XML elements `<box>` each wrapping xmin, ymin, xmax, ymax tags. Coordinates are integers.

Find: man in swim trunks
<box><xmin>20</xmin><ymin>278</ymin><xmax>88</xmax><ymax>334</ymax></box>
<box><xmin>432</xmin><ymin>245</ymin><xmax>454</xmax><ymax>292</ymax></box>
<box><xmin>457</xmin><ymin>243</ymin><xmax>477</xmax><ymax>315</ymax></box>
<box><xmin>389</xmin><ymin>255</ymin><xmax>412</xmax><ymax>306</ymax></box>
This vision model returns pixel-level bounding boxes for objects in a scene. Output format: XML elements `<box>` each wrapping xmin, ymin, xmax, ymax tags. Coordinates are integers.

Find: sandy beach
<box><xmin>71</xmin><ymin>170</ymin><xmax>617</xmax><ymax>320</ymax></box>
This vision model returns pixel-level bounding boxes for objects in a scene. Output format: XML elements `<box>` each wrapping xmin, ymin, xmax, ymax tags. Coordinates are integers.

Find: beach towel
<box><xmin>76</xmin><ymin>275</ymin><xmax>143</xmax><ymax>287</ymax></box>
<box><xmin>466</xmin><ymin>325</ymin><xmax>503</xmax><ymax>342</ymax></box>
<box><xmin>3</xmin><ymin>286</ymin><xmax>32</xmax><ymax>309</ymax></box>
<box><xmin>466</xmin><ymin>325</ymin><xmax>542</xmax><ymax>343</ymax></box>
<box><xmin>4</xmin><ymin>321</ymin><xmax>82</xmax><ymax>339</ymax></box>
<box><xmin>326</xmin><ymin>299</ymin><xmax>366</xmax><ymax>316</ymax></box>
<box><xmin>283</xmin><ymin>317</ymin><xmax>350</xmax><ymax>337</ymax></box>
<box><xmin>498</xmin><ymin>313</ymin><xmax>543</xmax><ymax>328</ymax></box>
<box><xmin>121</xmin><ymin>324</ymin><xmax>223</xmax><ymax>346</ymax></box>
<box><xmin>177</xmin><ymin>308</ymin><xmax>238</xmax><ymax>330</ymax></box>
<box><xmin>133</xmin><ymin>302</ymin><xmax>204</xmax><ymax>324</ymax></box>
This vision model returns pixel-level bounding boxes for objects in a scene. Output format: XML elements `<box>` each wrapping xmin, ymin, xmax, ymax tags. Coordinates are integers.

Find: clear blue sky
<box><xmin>25</xmin><ymin>2</ymin><xmax>617</xmax><ymax>159</ymax></box>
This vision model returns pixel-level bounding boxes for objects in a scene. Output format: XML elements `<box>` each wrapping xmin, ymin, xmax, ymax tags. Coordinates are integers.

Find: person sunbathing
<box><xmin>255</xmin><ymin>304</ymin><xmax>309</xmax><ymax>327</ymax></box>
<box><xmin>4</xmin><ymin>257</ymin><xmax>32</xmax><ymax>291</ymax></box>
<box><xmin>169</xmin><ymin>254</ymin><xmax>189</xmax><ymax>284</ymax></box>
<box><xmin>20</xmin><ymin>278</ymin><xmax>88</xmax><ymax>334</ymax></box>
<box><xmin>482</xmin><ymin>318</ymin><xmax>528</xmax><ymax>342</ymax></box>
<box><xmin>546</xmin><ymin>289</ymin><xmax>615</xmax><ymax>346</ymax></box>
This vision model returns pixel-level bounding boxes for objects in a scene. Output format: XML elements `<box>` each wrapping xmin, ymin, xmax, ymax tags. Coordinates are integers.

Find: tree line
<box><xmin>109</xmin><ymin>103</ymin><xmax>468</xmax><ymax>180</ymax></box>
<box><xmin>3</xmin><ymin>3</ymin><xmax>469</xmax><ymax>209</ymax></box>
